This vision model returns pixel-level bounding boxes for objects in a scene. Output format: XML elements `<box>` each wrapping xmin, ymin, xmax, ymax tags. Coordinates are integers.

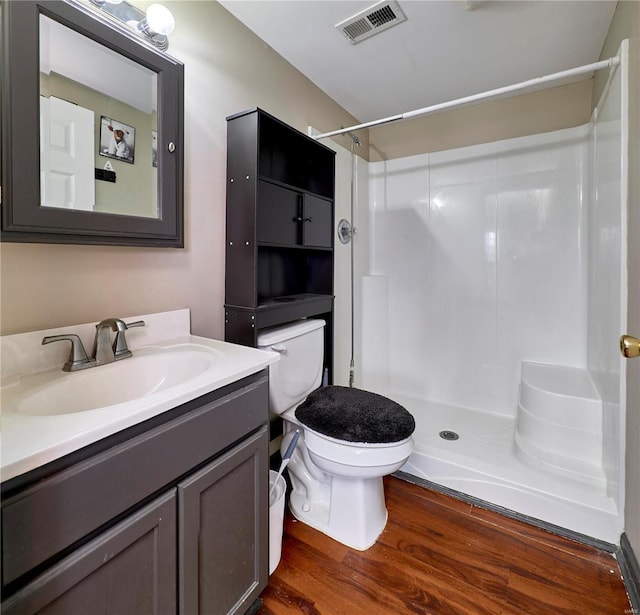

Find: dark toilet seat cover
<box><xmin>295</xmin><ymin>386</ymin><xmax>415</xmax><ymax>444</ymax></box>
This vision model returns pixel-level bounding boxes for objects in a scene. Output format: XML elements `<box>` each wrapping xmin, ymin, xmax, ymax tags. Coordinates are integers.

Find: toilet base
<box><xmin>288</xmin><ymin>475</ymin><xmax>388</xmax><ymax>550</ymax></box>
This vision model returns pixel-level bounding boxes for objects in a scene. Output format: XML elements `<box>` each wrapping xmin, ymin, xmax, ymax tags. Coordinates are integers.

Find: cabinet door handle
<box><xmin>303</xmin><ymin>216</ymin><xmax>312</xmax><ymax>223</ymax></box>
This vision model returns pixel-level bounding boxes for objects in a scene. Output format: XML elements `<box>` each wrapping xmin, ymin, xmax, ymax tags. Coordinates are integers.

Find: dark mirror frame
<box><xmin>1</xmin><ymin>0</ymin><xmax>184</xmax><ymax>247</ymax></box>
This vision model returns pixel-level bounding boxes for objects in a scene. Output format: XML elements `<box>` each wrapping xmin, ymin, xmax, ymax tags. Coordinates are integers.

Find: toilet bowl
<box><xmin>258</xmin><ymin>319</ymin><xmax>415</xmax><ymax>550</ymax></box>
<box><xmin>303</xmin><ymin>427</ymin><xmax>414</xmax><ymax>479</ymax></box>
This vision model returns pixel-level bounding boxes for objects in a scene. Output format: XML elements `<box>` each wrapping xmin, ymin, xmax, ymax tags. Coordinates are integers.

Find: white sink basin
<box><xmin>14</xmin><ymin>344</ymin><xmax>216</xmax><ymax>416</ymax></box>
<box><xmin>1</xmin><ymin>334</ymin><xmax>279</xmax><ymax>482</ymax></box>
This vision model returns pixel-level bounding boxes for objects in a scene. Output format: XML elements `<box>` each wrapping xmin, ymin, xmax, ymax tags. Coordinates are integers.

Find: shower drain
<box><xmin>439</xmin><ymin>430</ymin><xmax>459</xmax><ymax>441</ymax></box>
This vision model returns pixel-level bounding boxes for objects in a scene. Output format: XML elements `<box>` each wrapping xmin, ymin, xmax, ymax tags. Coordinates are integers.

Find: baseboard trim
<box><xmin>244</xmin><ymin>597</ymin><xmax>263</xmax><ymax>615</ymax></box>
<box><xmin>393</xmin><ymin>471</ymin><xmax>617</xmax><ymax>552</ymax></box>
<box><xmin>619</xmin><ymin>533</ymin><xmax>640</xmax><ymax>613</ymax></box>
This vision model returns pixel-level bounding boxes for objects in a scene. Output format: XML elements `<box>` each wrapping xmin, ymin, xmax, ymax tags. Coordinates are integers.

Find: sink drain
<box><xmin>439</xmin><ymin>430</ymin><xmax>459</xmax><ymax>441</ymax></box>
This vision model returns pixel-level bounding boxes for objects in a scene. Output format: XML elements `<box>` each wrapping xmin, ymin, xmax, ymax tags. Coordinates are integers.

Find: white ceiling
<box><xmin>219</xmin><ymin>0</ymin><xmax>617</xmax><ymax>123</ymax></box>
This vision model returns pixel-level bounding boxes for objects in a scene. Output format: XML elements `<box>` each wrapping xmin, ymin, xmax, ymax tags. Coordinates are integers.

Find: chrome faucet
<box><xmin>42</xmin><ymin>319</ymin><xmax>145</xmax><ymax>371</ymax></box>
<box><xmin>93</xmin><ymin>318</ymin><xmax>145</xmax><ymax>365</ymax></box>
<box><xmin>112</xmin><ymin>319</ymin><xmax>145</xmax><ymax>359</ymax></box>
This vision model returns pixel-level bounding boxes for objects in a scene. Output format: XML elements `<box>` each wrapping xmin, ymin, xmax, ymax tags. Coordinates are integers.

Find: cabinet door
<box><xmin>257</xmin><ymin>181</ymin><xmax>299</xmax><ymax>245</ymax></box>
<box><xmin>302</xmin><ymin>194</ymin><xmax>333</xmax><ymax>248</ymax></box>
<box><xmin>2</xmin><ymin>491</ymin><xmax>177</xmax><ymax>615</ymax></box>
<box><xmin>178</xmin><ymin>427</ymin><xmax>268</xmax><ymax>615</ymax></box>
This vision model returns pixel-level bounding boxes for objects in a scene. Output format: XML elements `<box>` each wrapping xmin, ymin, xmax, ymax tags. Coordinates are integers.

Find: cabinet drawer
<box><xmin>2</xmin><ymin>376</ymin><xmax>268</xmax><ymax>586</ymax></box>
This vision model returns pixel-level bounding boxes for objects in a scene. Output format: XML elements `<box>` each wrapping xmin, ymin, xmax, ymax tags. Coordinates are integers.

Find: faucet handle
<box><xmin>125</xmin><ymin>320</ymin><xmax>145</xmax><ymax>329</ymax></box>
<box><xmin>42</xmin><ymin>334</ymin><xmax>95</xmax><ymax>372</ymax></box>
<box><xmin>113</xmin><ymin>320</ymin><xmax>145</xmax><ymax>359</ymax></box>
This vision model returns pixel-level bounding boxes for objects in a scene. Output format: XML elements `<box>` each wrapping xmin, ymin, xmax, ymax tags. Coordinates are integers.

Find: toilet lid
<box><xmin>295</xmin><ymin>386</ymin><xmax>415</xmax><ymax>444</ymax></box>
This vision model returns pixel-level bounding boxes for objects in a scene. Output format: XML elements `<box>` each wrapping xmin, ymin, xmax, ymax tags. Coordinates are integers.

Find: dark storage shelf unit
<box><xmin>225</xmin><ymin>108</ymin><xmax>335</xmax><ymax>379</ymax></box>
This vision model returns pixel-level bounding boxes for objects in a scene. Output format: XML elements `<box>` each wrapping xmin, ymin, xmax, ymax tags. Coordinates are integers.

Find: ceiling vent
<box><xmin>335</xmin><ymin>0</ymin><xmax>407</xmax><ymax>45</ymax></box>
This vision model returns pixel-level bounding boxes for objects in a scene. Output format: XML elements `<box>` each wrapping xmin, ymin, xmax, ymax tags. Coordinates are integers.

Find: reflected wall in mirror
<box><xmin>2</xmin><ymin>0</ymin><xmax>184</xmax><ymax>246</ymax></box>
<box><xmin>40</xmin><ymin>14</ymin><xmax>159</xmax><ymax>218</ymax></box>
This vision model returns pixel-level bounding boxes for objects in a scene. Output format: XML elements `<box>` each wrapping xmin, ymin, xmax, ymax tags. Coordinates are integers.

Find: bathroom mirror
<box><xmin>1</xmin><ymin>0</ymin><xmax>184</xmax><ymax>247</ymax></box>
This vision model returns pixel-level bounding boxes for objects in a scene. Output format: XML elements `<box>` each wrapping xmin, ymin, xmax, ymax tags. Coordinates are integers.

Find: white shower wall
<box><xmin>587</xmin><ymin>41</ymin><xmax>628</xmax><ymax>505</ymax></box>
<box><xmin>361</xmin><ymin>125</ymin><xmax>590</xmax><ymax>417</ymax></box>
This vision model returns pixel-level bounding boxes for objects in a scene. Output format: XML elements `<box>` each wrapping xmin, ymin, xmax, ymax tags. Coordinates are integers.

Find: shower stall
<box><xmin>329</xmin><ymin>42</ymin><xmax>629</xmax><ymax>543</ymax></box>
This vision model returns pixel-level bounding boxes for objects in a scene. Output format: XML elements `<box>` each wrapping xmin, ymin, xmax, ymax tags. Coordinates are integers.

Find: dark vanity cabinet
<box><xmin>225</xmin><ymin>108</ymin><xmax>336</xmax><ymax>378</ymax></box>
<box><xmin>1</xmin><ymin>373</ymin><xmax>269</xmax><ymax>615</ymax></box>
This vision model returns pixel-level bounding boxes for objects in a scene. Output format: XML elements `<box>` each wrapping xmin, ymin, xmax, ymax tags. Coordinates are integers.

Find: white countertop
<box><xmin>1</xmin><ymin>310</ymin><xmax>278</xmax><ymax>482</ymax></box>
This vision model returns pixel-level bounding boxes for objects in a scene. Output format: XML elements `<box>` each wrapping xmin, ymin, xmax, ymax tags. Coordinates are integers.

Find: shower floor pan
<box><xmin>397</xmin><ymin>395</ymin><xmax>620</xmax><ymax>543</ymax></box>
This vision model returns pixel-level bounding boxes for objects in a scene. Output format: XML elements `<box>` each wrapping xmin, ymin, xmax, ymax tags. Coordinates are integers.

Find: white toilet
<box><xmin>258</xmin><ymin>318</ymin><xmax>414</xmax><ymax>550</ymax></box>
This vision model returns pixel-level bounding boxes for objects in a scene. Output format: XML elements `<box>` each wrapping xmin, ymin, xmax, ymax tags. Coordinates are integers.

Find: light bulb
<box><xmin>145</xmin><ymin>4</ymin><xmax>175</xmax><ymax>35</ymax></box>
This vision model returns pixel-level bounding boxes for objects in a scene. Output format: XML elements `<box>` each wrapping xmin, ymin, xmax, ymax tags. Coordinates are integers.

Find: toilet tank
<box><xmin>257</xmin><ymin>319</ymin><xmax>325</xmax><ymax>415</ymax></box>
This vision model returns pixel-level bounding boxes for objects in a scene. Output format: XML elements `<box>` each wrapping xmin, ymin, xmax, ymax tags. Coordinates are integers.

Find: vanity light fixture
<box><xmin>89</xmin><ymin>0</ymin><xmax>175</xmax><ymax>51</ymax></box>
<box><xmin>137</xmin><ymin>3</ymin><xmax>175</xmax><ymax>42</ymax></box>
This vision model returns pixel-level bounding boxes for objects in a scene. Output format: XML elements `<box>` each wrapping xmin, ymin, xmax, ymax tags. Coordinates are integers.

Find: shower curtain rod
<box><xmin>313</xmin><ymin>56</ymin><xmax>620</xmax><ymax>141</ymax></box>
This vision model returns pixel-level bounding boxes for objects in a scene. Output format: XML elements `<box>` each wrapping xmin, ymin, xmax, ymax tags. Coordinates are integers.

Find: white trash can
<box><xmin>269</xmin><ymin>469</ymin><xmax>286</xmax><ymax>575</ymax></box>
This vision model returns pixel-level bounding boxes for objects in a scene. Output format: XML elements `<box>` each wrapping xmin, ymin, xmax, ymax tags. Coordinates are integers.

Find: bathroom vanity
<box><xmin>0</xmin><ymin>310</ymin><xmax>277</xmax><ymax>615</ymax></box>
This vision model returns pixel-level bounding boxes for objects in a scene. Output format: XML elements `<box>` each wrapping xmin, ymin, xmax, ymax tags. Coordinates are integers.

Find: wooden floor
<box><xmin>258</xmin><ymin>476</ymin><xmax>632</xmax><ymax>614</ymax></box>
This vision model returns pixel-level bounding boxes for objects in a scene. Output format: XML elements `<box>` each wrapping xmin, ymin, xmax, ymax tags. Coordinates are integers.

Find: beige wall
<box><xmin>0</xmin><ymin>1</ymin><xmax>364</xmax><ymax>337</ymax></box>
<box><xmin>596</xmin><ymin>0</ymin><xmax>640</xmax><ymax>560</ymax></box>
<box><xmin>368</xmin><ymin>79</ymin><xmax>593</xmax><ymax>161</ymax></box>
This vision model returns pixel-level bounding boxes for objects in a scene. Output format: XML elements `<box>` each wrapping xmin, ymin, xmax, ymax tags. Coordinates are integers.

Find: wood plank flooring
<box><xmin>258</xmin><ymin>476</ymin><xmax>632</xmax><ymax>614</ymax></box>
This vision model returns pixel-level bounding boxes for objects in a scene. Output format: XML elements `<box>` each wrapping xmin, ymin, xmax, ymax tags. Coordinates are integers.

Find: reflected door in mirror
<box><xmin>40</xmin><ymin>96</ymin><xmax>95</xmax><ymax>211</ymax></box>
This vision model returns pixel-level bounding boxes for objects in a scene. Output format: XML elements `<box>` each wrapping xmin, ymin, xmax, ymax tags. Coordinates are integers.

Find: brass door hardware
<box><xmin>620</xmin><ymin>335</ymin><xmax>640</xmax><ymax>358</ymax></box>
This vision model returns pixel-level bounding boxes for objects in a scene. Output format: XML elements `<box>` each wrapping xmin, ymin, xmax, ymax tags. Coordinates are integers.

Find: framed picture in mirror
<box><xmin>100</xmin><ymin>117</ymin><xmax>135</xmax><ymax>164</ymax></box>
